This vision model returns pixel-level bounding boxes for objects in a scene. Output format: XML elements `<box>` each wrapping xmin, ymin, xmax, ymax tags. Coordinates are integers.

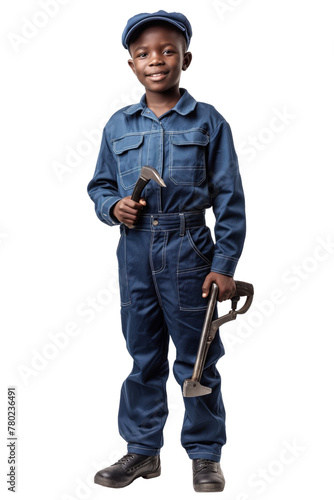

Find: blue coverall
<box><xmin>87</xmin><ymin>89</ymin><xmax>246</xmax><ymax>461</ymax></box>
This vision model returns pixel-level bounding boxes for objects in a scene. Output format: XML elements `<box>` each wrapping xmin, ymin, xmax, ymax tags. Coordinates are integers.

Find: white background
<box><xmin>1</xmin><ymin>0</ymin><xmax>333</xmax><ymax>499</ymax></box>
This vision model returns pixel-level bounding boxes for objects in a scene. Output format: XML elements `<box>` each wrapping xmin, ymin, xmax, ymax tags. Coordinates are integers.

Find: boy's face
<box><xmin>128</xmin><ymin>24</ymin><xmax>192</xmax><ymax>95</ymax></box>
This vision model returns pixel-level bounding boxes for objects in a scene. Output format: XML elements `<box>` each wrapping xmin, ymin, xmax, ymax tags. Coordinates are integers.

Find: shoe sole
<box><xmin>194</xmin><ymin>482</ymin><xmax>225</xmax><ymax>493</ymax></box>
<box><xmin>94</xmin><ymin>467</ymin><xmax>161</xmax><ymax>488</ymax></box>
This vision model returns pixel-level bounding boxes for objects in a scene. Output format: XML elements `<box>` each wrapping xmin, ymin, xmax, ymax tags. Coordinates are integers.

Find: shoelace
<box><xmin>196</xmin><ymin>459</ymin><xmax>217</xmax><ymax>471</ymax></box>
<box><xmin>114</xmin><ymin>453</ymin><xmax>135</xmax><ymax>466</ymax></box>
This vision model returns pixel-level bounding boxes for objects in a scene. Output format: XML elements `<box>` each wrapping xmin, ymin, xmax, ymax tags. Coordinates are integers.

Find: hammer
<box><xmin>126</xmin><ymin>165</ymin><xmax>166</xmax><ymax>228</ymax></box>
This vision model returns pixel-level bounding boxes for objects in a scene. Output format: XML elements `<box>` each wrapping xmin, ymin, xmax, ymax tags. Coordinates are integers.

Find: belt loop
<box><xmin>179</xmin><ymin>213</ymin><xmax>185</xmax><ymax>237</ymax></box>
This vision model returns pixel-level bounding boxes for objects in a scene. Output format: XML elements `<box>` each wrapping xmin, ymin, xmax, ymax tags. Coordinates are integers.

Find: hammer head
<box><xmin>183</xmin><ymin>379</ymin><xmax>212</xmax><ymax>397</ymax></box>
<box><xmin>141</xmin><ymin>165</ymin><xmax>166</xmax><ymax>187</ymax></box>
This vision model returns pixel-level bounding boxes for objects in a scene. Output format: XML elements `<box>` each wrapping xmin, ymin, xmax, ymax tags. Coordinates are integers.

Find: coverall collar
<box><xmin>123</xmin><ymin>88</ymin><xmax>197</xmax><ymax>117</ymax></box>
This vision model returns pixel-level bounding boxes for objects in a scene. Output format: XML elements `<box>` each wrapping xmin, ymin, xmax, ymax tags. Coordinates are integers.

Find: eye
<box><xmin>163</xmin><ymin>49</ymin><xmax>174</xmax><ymax>55</ymax></box>
<box><xmin>137</xmin><ymin>52</ymin><xmax>147</xmax><ymax>59</ymax></box>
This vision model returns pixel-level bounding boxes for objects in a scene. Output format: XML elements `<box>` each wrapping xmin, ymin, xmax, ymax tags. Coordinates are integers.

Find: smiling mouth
<box><xmin>146</xmin><ymin>71</ymin><xmax>169</xmax><ymax>80</ymax></box>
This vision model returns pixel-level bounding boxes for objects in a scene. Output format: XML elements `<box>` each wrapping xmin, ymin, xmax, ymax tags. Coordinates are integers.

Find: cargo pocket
<box><xmin>116</xmin><ymin>227</ymin><xmax>131</xmax><ymax>306</ymax></box>
<box><xmin>177</xmin><ymin>226</ymin><xmax>214</xmax><ymax>311</ymax></box>
<box><xmin>113</xmin><ymin>134</ymin><xmax>144</xmax><ymax>190</ymax></box>
<box><xmin>170</xmin><ymin>130</ymin><xmax>209</xmax><ymax>186</ymax></box>
<box><xmin>177</xmin><ymin>266</ymin><xmax>211</xmax><ymax>311</ymax></box>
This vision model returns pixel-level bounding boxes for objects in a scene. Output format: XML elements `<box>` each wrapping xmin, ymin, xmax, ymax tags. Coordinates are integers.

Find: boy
<box><xmin>87</xmin><ymin>10</ymin><xmax>246</xmax><ymax>493</ymax></box>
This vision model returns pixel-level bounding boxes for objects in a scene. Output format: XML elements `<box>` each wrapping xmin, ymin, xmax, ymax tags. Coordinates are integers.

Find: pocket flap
<box><xmin>171</xmin><ymin>130</ymin><xmax>209</xmax><ymax>146</ymax></box>
<box><xmin>112</xmin><ymin>135</ymin><xmax>144</xmax><ymax>154</ymax></box>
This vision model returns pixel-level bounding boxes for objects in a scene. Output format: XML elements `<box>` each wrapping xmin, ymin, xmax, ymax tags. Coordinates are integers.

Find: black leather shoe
<box><xmin>94</xmin><ymin>453</ymin><xmax>161</xmax><ymax>488</ymax></box>
<box><xmin>192</xmin><ymin>459</ymin><xmax>225</xmax><ymax>492</ymax></box>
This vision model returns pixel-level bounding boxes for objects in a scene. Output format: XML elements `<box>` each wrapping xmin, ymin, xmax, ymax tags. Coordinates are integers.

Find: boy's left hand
<box><xmin>202</xmin><ymin>272</ymin><xmax>236</xmax><ymax>302</ymax></box>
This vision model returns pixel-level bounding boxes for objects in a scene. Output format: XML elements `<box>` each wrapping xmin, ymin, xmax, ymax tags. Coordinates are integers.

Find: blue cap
<box><xmin>122</xmin><ymin>10</ymin><xmax>192</xmax><ymax>50</ymax></box>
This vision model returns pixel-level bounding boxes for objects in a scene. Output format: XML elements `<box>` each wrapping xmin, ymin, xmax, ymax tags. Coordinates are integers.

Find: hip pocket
<box><xmin>170</xmin><ymin>130</ymin><xmax>209</xmax><ymax>186</ymax></box>
<box><xmin>178</xmin><ymin>227</ymin><xmax>214</xmax><ymax>271</ymax></box>
<box><xmin>113</xmin><ymin>134</ymin><xmax>144</xmax><ymax>190</ymax></box>
<box><xmin>116</xmin><ymin>227</ymin><xmax>131</xmax><ymax>306</ymax></box>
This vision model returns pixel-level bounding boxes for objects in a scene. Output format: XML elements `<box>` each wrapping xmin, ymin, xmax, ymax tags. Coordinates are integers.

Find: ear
<box><xmin>128</xmin><ymin>59</ymin><xmax>136</xmax><ymax>74</ymax></box>
<box><xmin>182</xmin><ymin>51</ymin><xmax>192</xmax><ymax>71</ymax></box>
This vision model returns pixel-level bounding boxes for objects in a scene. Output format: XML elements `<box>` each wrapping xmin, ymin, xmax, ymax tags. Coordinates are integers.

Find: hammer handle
<box><xmin>131</xmin><ymin>176</ymin><xmax>148</xmax><ymax>203</ymax></box>
<box><xmin>124</xmin><ymin>176</ymin><xmax>148</xmax><ymax>228</ymax></box>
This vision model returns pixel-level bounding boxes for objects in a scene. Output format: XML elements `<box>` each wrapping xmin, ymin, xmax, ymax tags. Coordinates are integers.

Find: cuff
<box><xmin>101</xmin><ymin>196</ymin><xmax>122</xmax><ymax>226</ymax></box>
<box><xmin>210</xmin><ymin>254</ymin><xmax>239</xmax><ymax>277</ymax></box>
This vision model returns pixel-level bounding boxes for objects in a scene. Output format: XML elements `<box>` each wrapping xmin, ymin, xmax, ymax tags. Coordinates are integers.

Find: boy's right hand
<box><xmin>113</xmin><ymin>196</ymin><xmax>146</xmax><ymax>226</ymax></box>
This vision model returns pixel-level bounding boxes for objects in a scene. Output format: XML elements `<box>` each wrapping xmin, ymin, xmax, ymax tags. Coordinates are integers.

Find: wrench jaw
<box><xmin>183</xmin><ymin>379</ymin><xmax>212</xmax><ymax>398</ymax></box>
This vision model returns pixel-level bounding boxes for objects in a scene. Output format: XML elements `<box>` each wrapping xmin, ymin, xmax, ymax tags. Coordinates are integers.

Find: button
<box><xmin>153</xmin><ymin>220</ymin><xmax>159</xmax><ymax>226</ymax></box>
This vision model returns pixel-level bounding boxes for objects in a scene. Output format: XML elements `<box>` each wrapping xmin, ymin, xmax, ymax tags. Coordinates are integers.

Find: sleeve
<box><xmin>87</xmin><ymin>127</ymin><xmax>122</xmax><ymax>226</ymax></box>
<box><xmin>207</xmin><ymin>119</ymin><xmax>246</xmax><ymax>276</ymax></box>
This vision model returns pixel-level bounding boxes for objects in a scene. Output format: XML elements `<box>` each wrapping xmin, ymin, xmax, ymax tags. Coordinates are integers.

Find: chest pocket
<box><xmin>170</xmin><ymin>130</ymin><xmax>209</xmax><ymax>186</ymax></box>
<box><xmin>112</xmin><ymin>135</ymin><xmax>144</xmax><ymax>190</ymax></box>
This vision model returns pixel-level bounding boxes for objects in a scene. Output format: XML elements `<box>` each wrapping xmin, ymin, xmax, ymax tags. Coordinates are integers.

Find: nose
<box><xmin>149</xmin><ymin>52</ymin><xmax>165</xmax><ymax>66</ymax></box>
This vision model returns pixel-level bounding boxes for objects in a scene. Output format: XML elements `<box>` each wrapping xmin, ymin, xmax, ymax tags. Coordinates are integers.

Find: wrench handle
<box><xmin>233</xmin><ymin>280</ymin><xmax>254</xmax><ymax>314</ymax></box>
<box><xmin>191</xmin><ymin>283</ymin><xmax>219</xmax><ymax>383</ymax></box>
<box><xmin>234</xmin><ymin>280</ymin><xmax>254</xmax><ymax>298</ymax></box>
